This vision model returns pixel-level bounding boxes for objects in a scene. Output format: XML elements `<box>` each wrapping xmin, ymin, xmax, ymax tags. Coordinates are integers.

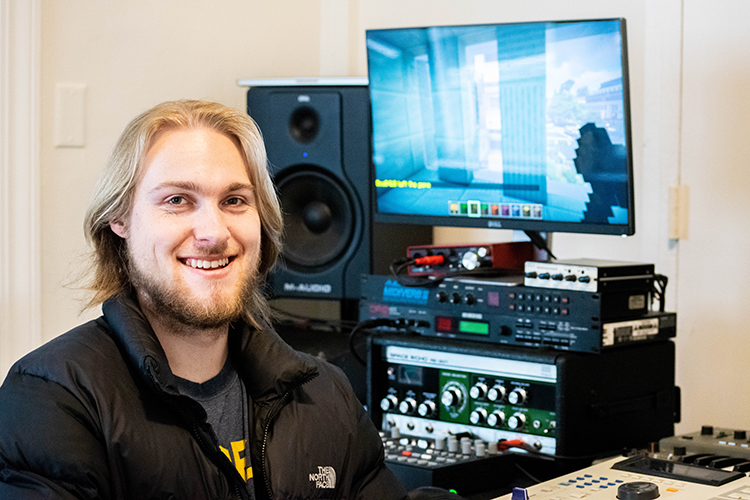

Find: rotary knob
<box><xmin>461</xmin><ymin>251</ymin><xmax>480</xmax><ymax>270</ymax></box>
<box><xmin>617</xmin><ymin>482</ymin><xmax>660</xmax><ymax>500</ymax></box>
<box><xmin>380</xmin><ymin>394</ymin><xmax>398</xmax><ymax>412</ymax></box>
<box><xmin>508</xmin><ymin>412</ymin><xmax>526</xmax><ymax>431</ymax></box>
<box><xmin>399</xmin><ymin>397</ymin><xmax>417</xmax><ymax>415</ymax></box>
<box><xmin>487</xmin><ymin>384</ymin><xmax>506</xmax><ymax>402</ymax></box>
<box><xmin>441</xmin><ymin>387</ymin><xmax>464</xmax><ymax>408</ymax></box>
<box><xmin>508</xmin><ymin>388</ymin><xmax>527</xmax><ymax>405</ymax></box>
<box><xmin>437</xmin><ymin>291</ymin><xmax>448</xmax><ymax>303</ymax></box>
<box><xmin>417</xmin><ymin>400</ymin><xmax>437</xmax><ymax>418</ymax></box>
<box><xmin>470</xmin><ymin>408</ymin><xmax>488</xmax><ymax>425</ymax></box>
<box><xmin>487</xmin><ymin>410</ymin><xmax>505</xmax><ymax>428</ymax></box>
<box><xmin>469</xmin><ymin>382</ymin><xmax>488</xmax><ymax>400</ymax></box>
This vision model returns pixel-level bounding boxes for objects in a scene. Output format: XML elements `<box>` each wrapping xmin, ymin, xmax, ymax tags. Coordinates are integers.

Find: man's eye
<box><xmin>168</xmin><ymin>196</ymin><xmax>183</xmax><ymax>205</ymax></box>
<box><xmin>226</xmin><ymin>197</ymin><xmax>243</xmax><ymax>206</ymax></box>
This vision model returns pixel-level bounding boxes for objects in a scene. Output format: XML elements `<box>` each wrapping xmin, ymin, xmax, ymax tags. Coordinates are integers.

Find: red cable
<box><xmin>414</xmin><ymin>255</ymin><xmax>444</xmax><ymax>265</ymax></box>
<box><xmin>497</xmin><ymin>439</ymin><xmax>526</xmax><ymax>451</ymax></box>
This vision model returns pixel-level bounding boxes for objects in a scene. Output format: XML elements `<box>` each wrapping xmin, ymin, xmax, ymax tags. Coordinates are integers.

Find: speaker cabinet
<box><xmin>246</xmin><ymin>80</ymin><xmax>431</xmax><ymax>302</ymax></box>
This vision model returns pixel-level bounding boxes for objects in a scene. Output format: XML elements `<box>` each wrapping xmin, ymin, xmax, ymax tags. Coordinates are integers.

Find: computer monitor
<box><xmin>366</xmin><ymin>18</ymin><xmax>634</xmax><ymax>236</ymax></box>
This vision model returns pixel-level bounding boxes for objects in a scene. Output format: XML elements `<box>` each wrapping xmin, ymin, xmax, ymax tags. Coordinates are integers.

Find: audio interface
<box><xmin>360</xmin><ymin>274</ymin><xmax>674</xmax><ymax>353</ymax></box>
<box><xmin>407</xmin><ymin>242</ymin><xmax>543</xmax><ymax>276</ymax></box>
<box><xmin>494</xmin><ymin>453</ymin><xmax>750</xmax><ymax>500</ymax></box>
<box><xmin>367</xmin><ymin>334</ymin><xmax>678</xmax><ymax>474</ymax></box>
<box><xmin>524</xmin><ymin>259</ymin><xmax>654</xmax><ymax>293</ymax></box>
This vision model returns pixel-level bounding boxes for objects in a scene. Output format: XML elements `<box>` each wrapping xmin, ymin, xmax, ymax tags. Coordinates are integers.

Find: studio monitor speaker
<box><xmin>245</xmin><ymin>79</ymin><xmax>431</xmax><ymax>303</ymax></box>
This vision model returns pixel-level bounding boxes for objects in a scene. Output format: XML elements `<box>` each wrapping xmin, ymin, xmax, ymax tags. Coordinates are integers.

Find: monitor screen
<box><xmin>366</xmin><ymin>18</ymin><xmax>634</xmax><ymax>235</ymax></box>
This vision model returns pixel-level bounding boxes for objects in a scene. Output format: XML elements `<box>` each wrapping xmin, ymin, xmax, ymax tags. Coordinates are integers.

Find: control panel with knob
<box><xmin>658</xmin><ymin>425</ymin><xmax>750</xmax><ymax>462</ymax></box>
<box><xmin>376</xmin><ymin>354</ymin><xmax>557</xmax><ymax>454</ymax></box>
<box><xmin>369</xmin><ymin>334</ymin><xmax>676</xmax><ymax>462</ymax></box>
<box><xmin>496</xmin><ymin>454</ymin><xmax>750</xmax><ymax>500</ymax></box>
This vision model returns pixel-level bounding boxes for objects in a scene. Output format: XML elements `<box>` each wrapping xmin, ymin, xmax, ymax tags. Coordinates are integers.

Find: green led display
<box><xmin>459</xmin><ymin>320</ymin><xmax>489</xmax><ymax>335</ymax></box>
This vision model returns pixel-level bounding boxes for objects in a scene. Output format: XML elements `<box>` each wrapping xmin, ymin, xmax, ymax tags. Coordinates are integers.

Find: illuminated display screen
<box><xmin>436</xmin><ymin>316</ymin><xmax>490</xmax><ymax>336</ymax></box>
<box><xmin>366</xmin><ymin>18</ymin><xmax>635</xmax><ymax>236</ymax></box>
<box><xmin>459</xmin><ymin>321</ymin><xmax>490</xmax><ymax>335</ymax></box>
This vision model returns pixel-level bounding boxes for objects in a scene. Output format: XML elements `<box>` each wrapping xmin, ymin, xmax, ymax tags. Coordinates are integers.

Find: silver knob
<box><xmin>508</xmin><ymin>388</ymin><xmax>527</xmax><ymax>405</ymax></box>
<box><xmin>399</xmin><ymin>398</ymin><xmax>417</xmax><ymax>415</ymax></box>
<box><xmin>469</xmin><ymin>382</ymin><xmax>488</xmax><ymax>400</ymax></box>
<box><xmin>469</xmin><ymin>408</ymin><xmax>488</xmax><ymax>425</ymax></box>
<box><xmin>487</xmin><ymin>384</ymin><xmax>506</xmax><ymax>402</ymax></box>
<box><xmin>441</xmin><ymin>387</ymin><xmax>464</xmax><ymax>408</ymax></box>
<box><xmin>487</xmin><ymin>410</ymin><xmax>505</xmax><ymax>428</ymax></box>
<box><xmin>461</xmin><ymin>251</ymin><xmax>480</xmax><ymax>270</ymax></box>
<box><xmin>508</xmin><ymin>412</ymin><xmax>526</xmax><ymax>431</ymax></box>
<box><xmin>417</xmin><ymin>400</ymin><xmax>436</xmax><ymax>417</ymax></box>
<box><xmin>380</xmin><ymin>394</ymin><xmax>398</xmax><ymax>412</ymax></box>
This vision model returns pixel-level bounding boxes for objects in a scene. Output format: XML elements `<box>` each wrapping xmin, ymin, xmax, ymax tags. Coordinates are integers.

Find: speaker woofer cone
<box><xmin>276</xmin><ymin>169</ymin><xmax>355</xmax><ymax>270</ymax></box>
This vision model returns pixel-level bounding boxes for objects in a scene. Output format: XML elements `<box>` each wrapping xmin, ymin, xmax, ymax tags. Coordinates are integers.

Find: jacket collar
<box><xmin>101</xmin><ymin>290</ymin><xmax>318</xmax><ymax>402</ymax></box>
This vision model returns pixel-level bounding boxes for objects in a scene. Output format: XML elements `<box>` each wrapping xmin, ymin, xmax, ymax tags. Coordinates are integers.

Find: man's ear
<box><xmin>110</xmin><ymin>219</ymin><xmax>128</xmax><ymax>239</ymax></box>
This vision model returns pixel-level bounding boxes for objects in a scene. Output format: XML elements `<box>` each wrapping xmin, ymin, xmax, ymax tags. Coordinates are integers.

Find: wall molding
<box><xmin>0</xmin><ymin>0</ymin><xmax>42</xmax><ymax>377</ymax></box>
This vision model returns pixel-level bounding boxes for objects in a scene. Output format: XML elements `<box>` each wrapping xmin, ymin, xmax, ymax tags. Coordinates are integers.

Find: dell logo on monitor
<box><xmin>487</xmin><ymin>221</ymin><xmax>503</xmax><ymax>228</ymax></box>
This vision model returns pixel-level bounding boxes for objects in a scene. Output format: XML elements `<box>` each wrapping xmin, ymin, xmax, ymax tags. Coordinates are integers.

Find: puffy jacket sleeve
<box><xmin>0</xmin><ymin>367</ymin><xmax>111</xmax><ymax>500</ymax></box>
<box><xmin>349</xmin><ymin>397</ymin><xmax>407</xmax><ymax>500</ymax></box>
<box><xmin>321</xmin><ymin>363</ymin><xmax>407</xmax><ymax>500</ymax></box>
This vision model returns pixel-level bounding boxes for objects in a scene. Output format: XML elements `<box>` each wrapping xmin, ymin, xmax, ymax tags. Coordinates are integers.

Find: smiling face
<box><xmin>110</xmin><ymin>126</ymin><xmax>261</xmax><ymax>329</ymax></box>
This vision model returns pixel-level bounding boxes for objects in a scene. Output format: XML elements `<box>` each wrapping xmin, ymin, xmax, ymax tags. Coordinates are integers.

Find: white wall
<box><xmin>3</xmin><ymin>0</ymin><xmax>748</xmax><ymax>434</ymax></box>
<box><xmin>38</xmin><ymin>0</ymin><xmax>325</xmax><ymax>340</ymax></box>
<box><xmin>676</xmin><ymin>1</ymin><xmax>750</xmax><ymax>431</ymax></box>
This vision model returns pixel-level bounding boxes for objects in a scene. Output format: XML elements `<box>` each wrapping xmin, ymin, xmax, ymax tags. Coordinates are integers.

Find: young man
<box><xmin>0</xmin><ymin>100</ymin><xmax>408</xmax><ymax>499</ymax></box>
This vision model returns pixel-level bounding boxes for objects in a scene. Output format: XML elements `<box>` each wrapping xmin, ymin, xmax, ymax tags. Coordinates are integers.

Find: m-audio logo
<box><xmin>309</xmin><ymin>466</ymin><xmax>336</xmax><ymax>489</ymax></box>
<box><xmin>283</xmin><ymin>283</ymin><xmax>333</xmax><ymax>294</ymax></box>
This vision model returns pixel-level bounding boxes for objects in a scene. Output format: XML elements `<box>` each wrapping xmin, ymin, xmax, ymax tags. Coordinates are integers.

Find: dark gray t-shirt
<box><xmin>176</xmin><ymin>361</ymin><xmax>255</xmax><ymax>499</ymax></box>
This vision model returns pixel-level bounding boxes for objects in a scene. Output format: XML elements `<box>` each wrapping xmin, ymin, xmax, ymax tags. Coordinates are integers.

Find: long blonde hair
<box><xmin>83</xmin><ymin>100</ymin><xmax>282</xmax><ymax>328</ymax></box>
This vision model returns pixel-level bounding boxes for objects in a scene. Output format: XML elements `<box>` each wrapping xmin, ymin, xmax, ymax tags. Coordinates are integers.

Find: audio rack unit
<box><xmin>367</xmin><ymin>334</ymin><xmax>679</xmax><ymax>493</ymax></box>
<box><xmin>360</xmin><ymin>274</ymin><xmax>674</xmax><ymax>353</ymax></box>
<box><xmin>524</xmin><ymin>259</ymin><xmax>655</xmax><ymax>293</ymax></box>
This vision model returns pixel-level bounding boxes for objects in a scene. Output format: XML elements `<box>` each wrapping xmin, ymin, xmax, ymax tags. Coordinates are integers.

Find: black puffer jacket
<box><xmin>0</xmin><ymin>292</ymin><xmax>407</xmax><ymax>500</ymax></box>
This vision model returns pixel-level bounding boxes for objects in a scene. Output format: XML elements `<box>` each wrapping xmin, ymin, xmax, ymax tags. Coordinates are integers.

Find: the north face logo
<box><xmin>309</xmin><ymin>466</ymin><xmax>336</xmax><ymax>489</ymax></box>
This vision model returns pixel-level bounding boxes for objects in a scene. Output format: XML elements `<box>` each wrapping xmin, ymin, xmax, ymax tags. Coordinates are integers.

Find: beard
<box><xmin>126</xmin><ymin>245</ymin><xmax>258</xmax><ymax>330</ymax></box>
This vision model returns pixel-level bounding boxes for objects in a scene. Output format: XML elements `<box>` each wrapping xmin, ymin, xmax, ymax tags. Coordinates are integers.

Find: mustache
<box><xmin>184</xmin><ymin>242</ymin><xmax>230</xmax><ymax>257</ymax></box>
